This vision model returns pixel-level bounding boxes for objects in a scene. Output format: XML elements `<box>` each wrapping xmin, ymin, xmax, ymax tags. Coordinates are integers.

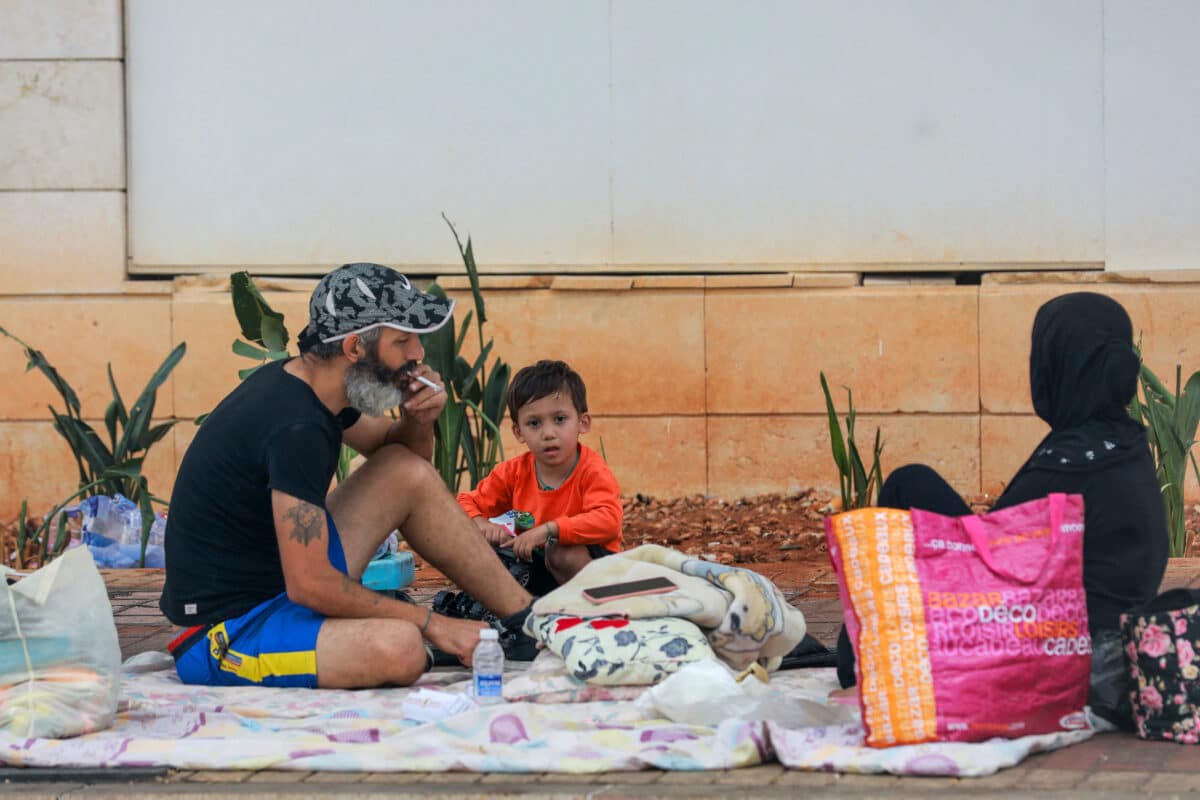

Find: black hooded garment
<box><xmin>990</xmin><ymin>291</ymin><xmax>1167</xmax><ymax>632</ymax></box>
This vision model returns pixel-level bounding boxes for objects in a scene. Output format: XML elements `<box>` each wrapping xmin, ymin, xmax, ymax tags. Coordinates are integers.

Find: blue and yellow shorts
<box><xmin>168</xmin><ymin>512</ymin><xmax>347</xmax><ymax>688</ymax></box>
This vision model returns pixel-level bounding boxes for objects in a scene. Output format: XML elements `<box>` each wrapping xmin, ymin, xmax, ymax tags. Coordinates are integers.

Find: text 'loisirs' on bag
<box><xmin>825</xmin><ymin>493</ymin><xmax>1092</xmax><ymax>747</ymax></box>
<box><xmin>1121</xmin><ymin>588</ymin><xmax>1200</xmax><ymax>744</ymax></box>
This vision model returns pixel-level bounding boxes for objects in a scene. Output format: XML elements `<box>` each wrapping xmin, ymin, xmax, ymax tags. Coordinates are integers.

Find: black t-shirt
<box><xmin>159</xmin><ymin>360</ymin><xmax>360</xmax><ymax>625</ymax></box>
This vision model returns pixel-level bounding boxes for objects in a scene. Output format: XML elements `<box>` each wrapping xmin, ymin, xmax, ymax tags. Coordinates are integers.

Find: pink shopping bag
<box><xmin>825</xmin><ymin>493</ymin><xmax>1091</xmax><ymax>746</ymax></box>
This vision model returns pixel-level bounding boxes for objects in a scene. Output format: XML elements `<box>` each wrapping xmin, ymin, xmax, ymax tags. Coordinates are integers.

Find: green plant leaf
<box><xmin>259</xmin><ymin>315</ymin><xmax>287</xmax><ymax>354</ymax></box>
<box><xmin>232</xmin><ymin>339</ymin><xmax>269</xmax><ymax>360</ymax></box>
<box><xmin>16</xmin><ymin>499</ymin><xmax>28</xmax><ymax>569</ymax></box>
<box><xmin>114</xmin><ymin>342</ymin><xmax>186</xmax><ymax>463</ymax></box>
<box><xmin>462</xmin><ymin>341</ymin><xmax>493</xmax><ymax>395</ymax></box>
<box><xmin>819</xmin><ymin>372</ymin><xmax>850</xmax><ymax>475</ymax></box>
<box><xmin>140</xmin><ymin>420</ymin><xmax>177</xmax><ymax>450</ymax></box>
<box><xmin>482</xmin><ymin>360</ymin><xmax>510</xmax><ymax>431</ymax></box>
<box><xmin>231</xmin><ymin>272</ymin><xmax>290</xmax><ymax>348</ymax></box>
<box><xmin>103</xmin><ymin>399</ymin><xmax>121</xmax><ymax>452</ymax></box>
<box><xmin>106</xmin><ymin>363</ymin><xmax>128</xmax><ymax>432</ymax></box>
<box><xmin>420</xmin><ymin>284</ymin><xmax>457</xmax><ymax>388</ymax></box>
<box><xmin>455</xmin><ymin>310</ymin><xmax>474</xmax><ymax>356</ymax></box>
<box><xmin>870</xmin><ymin>427</ymin><xmax>885</xmax><ymax>504</ymax></box>
<box><xmin>136</xmin><ymin>484</ymin><xmax>155</xmax><ymax>567</ymax></box>
<box><xmin>51</xmin><ymin>410</ymin><xmax>114</xmax><ymax>478</ymax></box>
<box><xmin>335</xmin><ymin>445</ymin><xmax>358</xmax><ymax>484</ymax></box>
<box><xmin>460</xmin><ymin>423</ymin><xmax>480</xmax><ymax>488</ymax></box>
<box><xmin>237</xmin><ymin>366</ymin><xmax>261</xmax><ymax>380</ymax></box>
<box><xmin>52</xmin><ymin>511</ymin><xmax>70</xmax><ymax>556</ymax></box>
<box><xmin>442</xmin><ymin>214</ymin><xmax>487</xmax><ymax>325</ymax></box>
<box><xmin>1174</xmin><ymin>371</ymin><xmax>1200</xmax><ymax>451</ymax></box>
<box><xmin>102</xmin><ymin>459</ymin><xmax>145</xmax><ymax>480</ymax></box>
<box><xmin>848</xmin><ymin>437</ymin><xmax>869</xmax><ymax>503</ymax></box>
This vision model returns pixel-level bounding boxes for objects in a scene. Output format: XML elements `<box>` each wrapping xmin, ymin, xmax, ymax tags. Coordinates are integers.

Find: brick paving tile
<box><xmin>184</xmin><ymin>770</ymin><xmax>253</xmax><ymax>783</ymax></box>
<box><xmin>413</xmin><ymin>772</ymin><xmax>485</xmax><ymax>784</ymax></box>
<box><xmin>0</xmin><ymin>784</ymin><xmax>86</xmax><ymax>798</ymax></box>
<box><xmin>712</xmin><ymin>765</ymin><xmax>785</xmax><ymax>785</ymax></box>
<box><xmin>888</xmin><ymin>776</ymin><xmax>969</xmax><ymax>792</ymax></box>
<box><xmin>536</xmin><ymin>773</ymin><xmax>612</xmax><ymax>784</ymax></box>
<box><xmin>1016</xmin><ymin>768</ymin><xmax>1086</xmax><ymax>789</ymax></box>
<box><xmin>359</xmin><ymin>772</ymin><xmax>433</xmax><ymax>784</ymax></box>
<box><xmin>302</xmin><ymin>771</ymin><xmax>365</xmax><ymax>783</ymax></box>
<box><xmin>164</xmin><ymin>771</ymin><xmax>195</xmax><ymax>782</ymax></box>
<box><xmin>1147</xmin><ymin>773</ymin><xmax>1200</xmax><ymax>792</ymax></box>
<box><xmin>656</xmin><ymin>770</ymin><xmax>725</xmax><ymax>785</ymax></box>
<box><xmin>479</xmin><ymin>773</ymin><xmax>538</xmax><ymax>783</ymax></box>
<box><xmin>1022</xmin><ymin>739</ymin><xmax>1106</xmax><ymax>770</ymax></box>
<box><xmin>245</xmin><ymin>770</ymin><xmax>313</xmax><ymax>783</ymax></box>
<box><xmin>831</xmin><ymin>773</ymin><xmax>902</xmax><ymax>788</ymax></box>
<box><xmin>1078</xmin><ymin>771</ymin><xmax>1154</xmax><ymax>790</ymax></box>
<box><xmin>591</xmin><ymin>771</ymin><xmax>663</xmax><ymax>784</ymax></box>
<box><xmin>958</xmin><ymin>769</ymin><xmax>1028</xmax><ymax>790</ymax></box>
<box><xmin>772</xmin><ymin>770</ymin><xmax>841</xmax><ymax>787</ymax></box>
<box><xmin>1164</xmin><ymin>747</ymin><xmax>1200</xmax><ymax>770</ymax></box>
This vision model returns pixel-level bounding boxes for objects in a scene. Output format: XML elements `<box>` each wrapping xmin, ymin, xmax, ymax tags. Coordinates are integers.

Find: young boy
<box><xmin>457</xmin><ymin>360</ymin><xmax>623</xmax><ymax>587</ymax></box>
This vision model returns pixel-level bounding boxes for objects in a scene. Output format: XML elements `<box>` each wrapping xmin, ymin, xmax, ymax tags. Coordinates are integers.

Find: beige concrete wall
<box><xmin>0</xmin><ymin>1</ymin><xmax>126</xmax><ymax>295</ymax></box>
<box><xmin>1</xmin><ymin>0</ymin><xmax>132</xmax><ymax>517</ymax></box>
<box><xmin>2</xmin><ymin>4</ymin><xmax>1199</xmax><ymax>522</ymax></box>
<box><xmin>3</xmin><ymin>274</ymin><xmax>1200</xmax><ymax>519</ymax></box>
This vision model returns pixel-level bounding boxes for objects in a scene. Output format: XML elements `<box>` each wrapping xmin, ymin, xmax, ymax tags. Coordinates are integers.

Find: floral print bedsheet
<box><xmin>0</xmin><ymin>659</ymin><xmax>1097</xmax><ymax>776</ymax></box>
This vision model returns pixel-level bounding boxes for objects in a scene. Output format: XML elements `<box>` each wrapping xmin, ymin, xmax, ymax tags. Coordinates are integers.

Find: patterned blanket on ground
<box><xmin>530</xmin><ymin>544</ymin><xmax>807</xmax><ymax>670</ymax></box>
<box><xmin>0</xmin><ymin>656</ymin><xmax>1101</xmax><ymax>777</ymax></box>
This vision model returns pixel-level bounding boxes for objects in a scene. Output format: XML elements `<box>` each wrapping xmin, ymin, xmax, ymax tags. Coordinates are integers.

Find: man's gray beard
<box><xmin>345</xmin><ymin>363</ymin><xmax>406</xmax><ymax>417</ymax></box>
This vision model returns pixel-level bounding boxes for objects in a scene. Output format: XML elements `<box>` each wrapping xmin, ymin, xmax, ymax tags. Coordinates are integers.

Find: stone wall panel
<box><xmin>705</xmin><ymin>287</ymin><xmax>979</xmax><ymax>415</ymax></box>
<box><xmin>0</xmin><ymin>61</ymin><xmax>124</xmax><ymax>189</ymax></box>
<box><xmin>0</xmin><ymin>296</ymin><xmax>174</xmax><ymax>419</ymax></box>
<box><xmin>0</xmin><ymin>191</ymin><xmax>125</xmax><ymax>293</ymax></box>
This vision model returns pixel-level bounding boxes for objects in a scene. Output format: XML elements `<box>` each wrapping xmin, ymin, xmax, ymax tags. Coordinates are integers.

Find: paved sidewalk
<box><xmin>3</xmin><ymin>560</ymin><xmax>1198</xmax><ymax>798</ymax></box>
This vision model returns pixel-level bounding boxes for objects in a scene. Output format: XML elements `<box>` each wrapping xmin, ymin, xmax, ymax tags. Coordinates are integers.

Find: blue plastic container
<box><xmin>360</xmin><ymin>551</ymin><xmax>415</xmax><ymax>592</ymax></box>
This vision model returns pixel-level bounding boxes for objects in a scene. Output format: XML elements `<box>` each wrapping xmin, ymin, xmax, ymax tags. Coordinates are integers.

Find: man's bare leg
<box><xmin>316</xmin><ymin>617</ymin><xmax>427</xmax><ymax>688</ymax></box>
<box><xmin>327</xmin><ymin>444</ymin><xmax>531</xmax><ymax>618</ymax></box>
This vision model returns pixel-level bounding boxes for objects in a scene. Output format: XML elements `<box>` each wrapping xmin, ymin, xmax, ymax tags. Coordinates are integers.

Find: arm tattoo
<box><xmin>284</xmin><ymin>502</ymin><xmax>325</xmax><ymax>546</ymax></box>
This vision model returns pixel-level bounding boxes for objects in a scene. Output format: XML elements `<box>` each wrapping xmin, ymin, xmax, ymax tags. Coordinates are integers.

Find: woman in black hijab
<box><xmin>836</xmin><ymin>292</ymin><xmax>1169</xmax><ymax>727</ymax></box>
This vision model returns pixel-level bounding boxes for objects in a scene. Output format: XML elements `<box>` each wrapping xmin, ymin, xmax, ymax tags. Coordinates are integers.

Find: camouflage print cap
<box><xmin>299</xmin><ymin>263</ymin><xmax>455</xmax><ymax>348</ymax></box>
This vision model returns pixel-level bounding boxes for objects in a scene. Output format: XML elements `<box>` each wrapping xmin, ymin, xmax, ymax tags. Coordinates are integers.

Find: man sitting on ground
<box><xmin>160</xmin><ymin>263</ymin><xmax>535</xmax><ymax>689</ymax></box>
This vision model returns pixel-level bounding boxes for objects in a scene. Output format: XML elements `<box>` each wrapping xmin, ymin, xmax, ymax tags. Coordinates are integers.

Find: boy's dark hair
<box><xmin>507</xmin><ymin>360</ymin><xmax>588</xmax><ymax>421</ymax></box>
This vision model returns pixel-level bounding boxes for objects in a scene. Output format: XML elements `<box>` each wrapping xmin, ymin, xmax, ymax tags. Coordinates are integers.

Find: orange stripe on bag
<box><xmin>829</xmin><ymin>508</ymin><xmax>937</xmax><ymax>746</ymax></box>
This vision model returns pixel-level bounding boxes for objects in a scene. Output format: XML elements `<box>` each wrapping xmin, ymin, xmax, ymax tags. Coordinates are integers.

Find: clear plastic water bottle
<box><xmin>472</xmin><ymin>628</ymin><xmax>505</xmax><ymax>705</ymax></box>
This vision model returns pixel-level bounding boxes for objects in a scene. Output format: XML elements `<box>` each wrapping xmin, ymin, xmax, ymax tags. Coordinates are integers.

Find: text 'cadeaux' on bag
<box><xmin>825</xmin><ymin>494</ymin><xmax>1091</xmax><ymax>747</ymax></box>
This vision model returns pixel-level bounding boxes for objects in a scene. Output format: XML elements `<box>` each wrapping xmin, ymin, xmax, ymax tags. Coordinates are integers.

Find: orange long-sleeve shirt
<box><xmin>456</xmin><ymin>444</ymin><xmax>623</xmax><ymax>552</ymax></box>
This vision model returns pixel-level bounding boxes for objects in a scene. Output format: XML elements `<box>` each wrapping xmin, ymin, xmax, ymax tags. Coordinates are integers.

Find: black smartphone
<box><xmin>581</xmin><ymin>576</ymin><xmax>678</xmax><ymax>604</ymax></box>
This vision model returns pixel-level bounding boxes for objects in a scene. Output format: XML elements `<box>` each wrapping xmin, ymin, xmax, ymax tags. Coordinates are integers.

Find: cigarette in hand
<box><xmin>414</xmin><ymin>375</ymin><xmax>442</xmax><ymax>393</ymax></box>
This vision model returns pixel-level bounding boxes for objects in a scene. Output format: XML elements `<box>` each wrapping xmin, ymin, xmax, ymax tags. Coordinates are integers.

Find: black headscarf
<box><xmin>1021</xmin><ymin>291</ymin><xmax>1146</xmax><ymax>472</ymax></box>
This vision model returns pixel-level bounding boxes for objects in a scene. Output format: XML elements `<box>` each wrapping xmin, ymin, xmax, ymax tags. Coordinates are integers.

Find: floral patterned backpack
<box><xmin>1121</xmin><ymin>588</ymin><xmax>1200</xmax><ymax>743</ymax></box>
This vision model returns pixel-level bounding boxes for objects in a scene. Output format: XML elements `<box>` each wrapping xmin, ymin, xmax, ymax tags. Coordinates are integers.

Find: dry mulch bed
<box><xmin>619</xmin><ymin>491</ymin><xmax>1200</xmax><ymax>566</ymax></box>
<box><xmin>6</xmin><ymin>492</ymin><xmax>1198</xmax><ymax>572</ymax></box>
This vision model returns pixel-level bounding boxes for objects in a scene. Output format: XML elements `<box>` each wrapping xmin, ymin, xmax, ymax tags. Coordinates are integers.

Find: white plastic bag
<box><xmin>636</xmin><ymin>658</ymin><xmax>856</xmax><ymax>728</ymax></box>
<box><xmin>0</xmin><ymin>547</ymin><xmax>121</xmax><ymax>738</ymax></box>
